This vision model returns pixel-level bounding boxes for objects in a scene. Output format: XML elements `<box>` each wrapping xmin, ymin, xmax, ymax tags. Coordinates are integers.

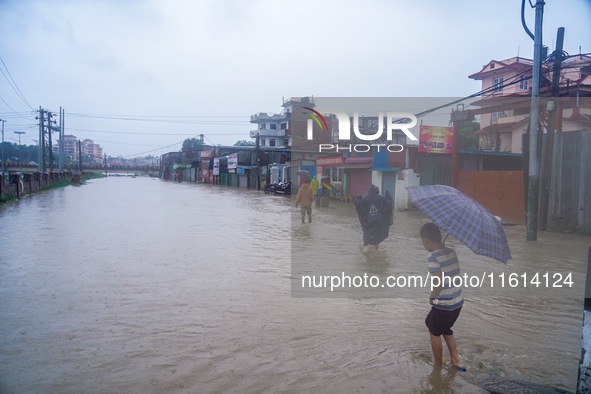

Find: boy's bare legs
<box><xmin>442</xmin><ymin>334</ymin><xmax>463</xmax><ymax>368</ymax></box>
<box><xmin>429</xmin><ymin>332</ymin><xmax>443</xmax><ymax>364</ymax></box>
<box><xmin>430</xmin><ymin>332</ymin><xmax>463</xmax><ymax>368</ymax></box>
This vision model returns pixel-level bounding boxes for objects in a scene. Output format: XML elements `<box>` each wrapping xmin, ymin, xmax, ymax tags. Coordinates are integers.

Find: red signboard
<box><xmin>316</xmin><ymin>156</ymin><xmax>343</xmax><ymax>178</ymax></box>
<box><xmin>419</xmin><ymin>125</ymin><xmax>454</xmax><ymax>154</ymax></box>
<box><xmin>316</xmin><ymin>156</ymin><xmax>343</xmax><ymax>166</ymax></box>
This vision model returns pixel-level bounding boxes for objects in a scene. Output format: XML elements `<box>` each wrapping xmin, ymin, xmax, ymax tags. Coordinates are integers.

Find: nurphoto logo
<box><xmin>306</xmin><ymin>109</ymin><xmax>419</xmax><ymax>153</ymax></box>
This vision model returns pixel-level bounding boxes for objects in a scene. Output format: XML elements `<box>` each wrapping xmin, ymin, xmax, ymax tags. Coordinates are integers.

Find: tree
<box><xmin>182</xmin><ymin>138</ymin><xmax>204</xmax><ymax>149</ymax></box>
<box><xmin>233</xmin><ymin>140</ymin><xmax>255</xmax><ymax>146</ymax></box>
<box><xmin>458</xmin><ymin>121</ymin><xmax>480</xmax><ymax>151</ymax></box>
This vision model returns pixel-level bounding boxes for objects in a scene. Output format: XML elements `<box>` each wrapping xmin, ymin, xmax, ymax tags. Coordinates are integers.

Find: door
<box><xmin>382</xmin><ymin>171</ymin><xmax>396</xmax><ymax>203</ymax></box>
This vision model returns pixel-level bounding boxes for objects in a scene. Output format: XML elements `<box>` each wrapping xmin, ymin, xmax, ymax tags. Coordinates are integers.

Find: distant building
<box><xmin>59</xmin><ymin>135</ymin><xmax>103</xmax><ymax>163</ymax></box>
<box><xmin>250</xmin><ymin>102</ymin><xmax>292</xmax><ymax>148</ymax></box>
<box><xmin>468</xmin><ymin>55</ymin><xmax>591</xmax><ymax>153</ymax></box>
<box><xmin>63</xmin><ymin>134</ymin><xmax>78</xmax><ymax>158</ymax></box>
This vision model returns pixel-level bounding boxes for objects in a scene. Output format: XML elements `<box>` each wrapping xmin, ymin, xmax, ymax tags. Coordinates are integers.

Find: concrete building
<box><xmin>468</xmin><ymin>55</ymin><xmax>591</xmax><ymax>153</ymax></box>
<box><xmin>60</xmin><ymin>135</ymin><xmax>103</xmax><ymax>163</ymax></box>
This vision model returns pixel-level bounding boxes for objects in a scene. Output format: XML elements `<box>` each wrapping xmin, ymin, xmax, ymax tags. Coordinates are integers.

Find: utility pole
<box><xmin>539</xmin><ymin>27</ymin><xmax>565</xmax><ymax>231</ymax></box>
<box><xmin>256</xmin><ymin>131</ymin><xmax>261</xmax><ymax>190</ymax></box>
<box><xmin>104</xmin><ymin>153</ymin><xmax>107</xmax><ymax>176</ymax></box>
<box><xmin>78</xmin><ymin>140</ymin><xmax>83</xmax><ymax>173</ymax></box>
<box><xmin>526</xmin><ymin>0</ymin><xmax>544</xmax><ymax>241</ymax></box>
<box><xmin>47</xmin><ymin>111</ymin><xmax>54</xmax><ymax>171</ymax></box>
<box><xmin>14</xmin><ymin>131</ymin><xmax>25</xmax><ymax>172</ymax></box>
<box><xmin>38</xmin><ymin>107</ymin><xmax>45</xmax><ymax>173</ymax></box>
<box><xmin>1</xmin><ymin>119</ymin><xmax>5</xmax><ymax>174</ymax></box>
<box><xmin>59</xmin><ymin>107</ymin><xmax>65</xmax><ymax>172</ymax></box>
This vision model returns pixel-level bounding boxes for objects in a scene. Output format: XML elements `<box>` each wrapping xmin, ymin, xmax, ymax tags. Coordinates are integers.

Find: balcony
<box><xmin>495</xmin><ymin>113</ymin><xmax>529</xmax><ymax>125</ymax></box>
<box><xmin>252</xmin><ymin>129</ymin><xmax>286</xmax><ymax>138</ymax></box>
<box><xmin>250</xmin><ymin>113</ymin><xmax>288</xmax><ymax>122</ymax></box>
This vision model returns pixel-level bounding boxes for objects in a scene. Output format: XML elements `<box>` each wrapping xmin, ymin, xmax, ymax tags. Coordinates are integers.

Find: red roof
<box><xmin>469</xmin><ymin>57</ymin><xmax>533</xmax><ymax>80</ymax></box>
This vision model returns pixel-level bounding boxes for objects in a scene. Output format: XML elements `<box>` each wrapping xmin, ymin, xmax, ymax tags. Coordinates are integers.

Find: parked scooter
<box><xmin>265</xmin><ymin>181</ymin><xmax>291</xmax><ymax>195</ymax></box>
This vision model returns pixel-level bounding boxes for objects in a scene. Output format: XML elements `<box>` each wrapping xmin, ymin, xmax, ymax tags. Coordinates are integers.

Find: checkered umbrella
<box><xmin>406</xmin><ymin>185</ymin><xmax>511</xmax><ymax>264</ymax></box>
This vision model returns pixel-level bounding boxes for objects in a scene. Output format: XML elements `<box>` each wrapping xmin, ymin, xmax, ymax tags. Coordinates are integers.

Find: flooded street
<box><xmin>0</xmin><ymin>177</ymin><xmax>589</xmax><ymax>393</ymax></box>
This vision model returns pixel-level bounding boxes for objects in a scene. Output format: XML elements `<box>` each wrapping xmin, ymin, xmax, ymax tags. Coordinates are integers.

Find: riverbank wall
<box><xmin>0</xmin><ymin>171</ymin><xmax>96</xmax><ymax>202</ymax></box>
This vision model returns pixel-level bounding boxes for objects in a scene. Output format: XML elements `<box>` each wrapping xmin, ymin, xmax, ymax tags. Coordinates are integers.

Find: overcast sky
<box><xmin>1</xmin><ymin>0</ymin><xmax>590</xmax><ymax>157</ymax></box>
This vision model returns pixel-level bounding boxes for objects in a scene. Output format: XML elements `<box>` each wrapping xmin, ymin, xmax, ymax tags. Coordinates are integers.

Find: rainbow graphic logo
<box><xmin>303</xmin><ymin>107</ymin><xmax>328</xmax><ymax>133</ymax></box>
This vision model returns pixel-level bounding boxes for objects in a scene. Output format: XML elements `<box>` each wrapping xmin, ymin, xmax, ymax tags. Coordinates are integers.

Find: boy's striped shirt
<box><xmin>428</xmin><ymin>247</ymin><xmax>464</xmax><ymax>311</ymax></box>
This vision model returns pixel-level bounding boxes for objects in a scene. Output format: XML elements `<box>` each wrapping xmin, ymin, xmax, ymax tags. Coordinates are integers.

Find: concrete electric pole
<box><xmin>526</xmin><ymin>0</ymin><xmax>544</xmax><ymax>241</ymax></box>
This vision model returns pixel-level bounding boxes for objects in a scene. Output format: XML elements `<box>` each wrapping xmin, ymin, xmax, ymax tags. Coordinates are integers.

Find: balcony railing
<box><xmin>250</xmin><ymin>113</ymin><xmax>288</xmax><ymax>122</ymax></box>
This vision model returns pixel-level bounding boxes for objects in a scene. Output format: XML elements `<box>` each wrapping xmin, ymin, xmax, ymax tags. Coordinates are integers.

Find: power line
<box><xmin>92</xmin><ymin>139</ymin><xmax>163</xmax><ymax>147</ymax></box>
<box><xmin>0</xmin><ymin>56</ymin><xmax>34</xmax><ymax>110</ymax></box>
<box><xmin>122</xmin><ymin>141</ymin><xmax>185</xmax><ymax>158</ymax></box>
<box><xmin>65</xmin><ymin>126</ymin><xmax>246</xmax><ymax>136</ymax></box>
<box><xmin>67</xmin><ymin>113</ymin><xmax>250</xmax><ymax>125</ymax></box>
<box><xmin>69</xmin><ymin>112</ymin><xmax>248</xmax><ymax>119</ymax></box>
<box><xmin>0</xmin><ymin>94</ymin><xmax>32</xmax><ymax>120</ymax></box>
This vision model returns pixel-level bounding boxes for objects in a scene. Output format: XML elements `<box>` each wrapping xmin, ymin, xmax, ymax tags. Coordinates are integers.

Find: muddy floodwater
<box><xmin>0</xmin><ymin>176</ymin><xmax>589</xmax><ymax>393</ymax></box>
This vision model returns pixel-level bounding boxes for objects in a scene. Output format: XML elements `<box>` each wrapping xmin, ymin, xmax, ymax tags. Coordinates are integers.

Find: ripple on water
<box><xmin>0</xmin><ymin>177</ymin><xmax>586</xmax><ymax>393</ymax></box>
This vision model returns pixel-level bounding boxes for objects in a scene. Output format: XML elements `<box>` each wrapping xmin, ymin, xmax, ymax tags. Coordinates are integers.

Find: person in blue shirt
<box><xmin>420</xmin><ymin>222</ymin><xmax>465</xmax><ymax>371</ymax></box>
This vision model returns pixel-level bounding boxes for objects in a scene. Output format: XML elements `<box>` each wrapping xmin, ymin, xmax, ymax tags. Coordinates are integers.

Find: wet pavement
<box><xmin>0</xmin><ymin>177</ymin><xmax>588</xmax><ymax>392</ymax></box>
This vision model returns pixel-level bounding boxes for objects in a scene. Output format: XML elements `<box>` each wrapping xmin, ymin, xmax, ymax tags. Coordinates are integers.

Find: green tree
<box><xmin>233</xmin><ymin>140</ymin><xmax>255</xmax><ymax>146</ymax></box>
<box><xmin>182</xmin><ymin>138</ymin><xmax>204</xmax><ymax>149</ymax></box>
<box><xmin>458</xmin><ymin>121</ymin><xmax>480</xmax><ymax>151</ymax></box>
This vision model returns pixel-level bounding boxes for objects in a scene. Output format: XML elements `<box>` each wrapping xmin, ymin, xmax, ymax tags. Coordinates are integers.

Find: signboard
<box><xmin>237</xmin><ymin>168</ymin><xmax>245</xmax><ymax>174</ymax></box>
<box><xmin>316</xmin><ymin>156</ymin><xmax>343</xmax><ymax>166</ymax></box>
<box><xmin>316</xmin><ymin>156</ymin><xmax>343</xmax><ymax>178</ymax></box>
<box><xmin>418</xmin><ymin>125</ymin><xmax>454</xmax><ymax>154</ymax></box>
<box><xmin>213</xmin><ymin>157</ymin><xmax>220</xmax><ymax>175</ymax></box>
<box><xmin>228</xmin><ymin>153</ymin><xmax>238</xmax><ymax>170</ymax></box>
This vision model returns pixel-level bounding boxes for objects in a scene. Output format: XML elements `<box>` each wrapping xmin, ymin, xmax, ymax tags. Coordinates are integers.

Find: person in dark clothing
<box><xmin>355</xmin><ymin>184</ymin><xmax>393</xmax><ymax>250</ymax></box>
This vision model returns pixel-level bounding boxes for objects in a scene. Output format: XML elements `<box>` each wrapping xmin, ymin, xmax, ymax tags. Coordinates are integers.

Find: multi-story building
<box><xmin>63</xmin><ymin>134</ymin><xmax>78</xmax><ymax>158</ymax></box>
<box><xmin>468</xmin><ymin>55</ymin><xmax>591</xmax><ymax>153</ymax></box>
<box><xmin>60</xmin><ymin>135</ymin><xmax>103</xmax><ymax>163</ymax></box>
<box><xmin>250</xmin><ymin>101</ymin><xmax>293</xmax><ymax>148</ymax></box>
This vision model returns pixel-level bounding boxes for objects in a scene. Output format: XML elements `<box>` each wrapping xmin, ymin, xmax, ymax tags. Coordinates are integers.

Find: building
<box><xmin>59</xmin><ymin>135</ymin><xmax>103</xmax><ymax>164</ymax></box>
<box><xmin>63</xmin><ymin>135</ymin><xmax>78</xmax><ymax>158</ymax></box>
<box><xmin>468</xmin><ymin>55</ymin><xmax>591</xmax><ymax>153</ymax></box>
<box><xmin>250</xmin><ymin>100</ymin><xmax>292</xmax><ymax>149</ymax></box>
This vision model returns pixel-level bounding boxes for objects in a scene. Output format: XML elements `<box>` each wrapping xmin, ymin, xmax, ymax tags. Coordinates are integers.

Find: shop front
<box><xmin>341</xmin><ymin>156</ymin><xmax>373</xmax><ymax>197</ymax></box>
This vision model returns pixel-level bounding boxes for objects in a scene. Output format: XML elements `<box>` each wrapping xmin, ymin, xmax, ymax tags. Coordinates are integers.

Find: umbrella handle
<box><xmin>443</xmin><ymin>233</ymin><xmax>450</xmax><ymax>246</ymax></box>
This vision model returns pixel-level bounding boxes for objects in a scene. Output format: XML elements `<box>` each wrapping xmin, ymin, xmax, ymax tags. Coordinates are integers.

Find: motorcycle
<box><xmin>265</xmin><ymin>181</ymin><xmax>291</xmax><ymax>195</ymax></box>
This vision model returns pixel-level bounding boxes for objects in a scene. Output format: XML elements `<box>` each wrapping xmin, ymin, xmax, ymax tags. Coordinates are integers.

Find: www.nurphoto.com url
<box><xmin>300</xmin><ymin>272</ymin><xmax>574</xmax><ymax>292</ymax></box>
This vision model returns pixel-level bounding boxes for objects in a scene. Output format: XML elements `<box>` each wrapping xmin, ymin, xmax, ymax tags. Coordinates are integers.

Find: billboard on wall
<box><xmin>228</xmin><ymin>154</ymin><xmax>238</xmax><ymax>173</ymax></box>
<box><xmin>213</xmin><ymin>157</ymin><xmax>220</xmax><ymax>175</ymax></box>
<box><xmin>418</xmin><ymin>125</ymin><xmax>454</xmax><ymax>154</ymax></box>
<box><xmin>315</xmin><ymin>156</ymin><xmax>343</xmax><ymax>177</ymax></box>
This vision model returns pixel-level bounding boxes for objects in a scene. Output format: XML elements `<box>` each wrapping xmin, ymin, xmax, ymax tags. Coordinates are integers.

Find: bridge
<box><xmin>1</xmin><ymin>162</ymin><xmax>160</xmax><ymax>176</ymax></box>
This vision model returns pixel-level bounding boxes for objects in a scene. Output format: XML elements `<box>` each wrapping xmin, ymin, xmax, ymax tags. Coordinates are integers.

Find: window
<box><xmin>519</xmin><ymin>76</ymin><xmax>529</xmax><ymax>91</ymax></box>
<box><xmin>260</xmin><ymin>139</ymin><xmax>266</xmax><ymax>146</ymax></box>
<box><xmin>269</xmin><ymin>139</ymin><xmax>276</xmax><ymax>147</ymax></box>
<box><xmin>493</xmin><ymin>77</ymin><xmax>503</xmax><ymax>93</ymax></box>
<box><xmin>260</xmin><ymin>123</ymin><xmax>266</xmax><ymax>130</ymax></box>
<box><xmin>331</xmin><ymin>168</ymin><xmax>343</xmax><ymax>182</ymax></box>
<box><xmin>270</xmin><ymin>123</ymin><xmax>277</xmax><ymax>130</ymax></box>
<box><xmin>283</xmin><ymin>138</ymin><xmax>289</xmax><ymax>146</ymax></box>
<box><xmin>491</xmin><ymin>111</ymin><xmax>505</xmax><ymax>123</ymax></box>
<box><xmin>280</xmin><ymin>123</ymin><xmax>287</xmax><ymax>130</ymax></box>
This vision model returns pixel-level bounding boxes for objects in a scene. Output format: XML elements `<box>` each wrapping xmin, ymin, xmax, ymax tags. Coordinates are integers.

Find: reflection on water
<box><xmin>0</xmin><ymin>177</ymin><xmax>588</xmax><ymax>392</ymax></box>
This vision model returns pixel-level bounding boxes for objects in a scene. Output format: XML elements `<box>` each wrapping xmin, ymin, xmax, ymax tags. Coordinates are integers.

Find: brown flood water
<box><xmin>0</xmin><ymin>176</ymin><xmax>589</xmax><ymax>393</ymax></box>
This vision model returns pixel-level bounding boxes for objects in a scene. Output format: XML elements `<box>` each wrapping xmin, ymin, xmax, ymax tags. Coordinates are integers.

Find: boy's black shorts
<box><xmin>425</xmin><ymin>306</ymin><xmax>462</xmax><ymax>336</ymax></box>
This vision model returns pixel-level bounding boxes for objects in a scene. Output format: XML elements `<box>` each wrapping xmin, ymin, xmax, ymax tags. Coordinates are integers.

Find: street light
<box><xmin>14</xmin><ymin>131</ymin><xmax>25</xmax><ymax>172</ymax></box>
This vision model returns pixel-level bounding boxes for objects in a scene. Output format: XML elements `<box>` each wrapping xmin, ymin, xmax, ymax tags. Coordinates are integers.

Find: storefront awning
<box><xmin>338</xmin><ymin>163</ymin><xmax>373</xmax><ymax>170</ymax></box>
<box><xmin>369</xmin><ymin>167</ymin><xmax>403</xmax><ymax>172</ymax></box>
